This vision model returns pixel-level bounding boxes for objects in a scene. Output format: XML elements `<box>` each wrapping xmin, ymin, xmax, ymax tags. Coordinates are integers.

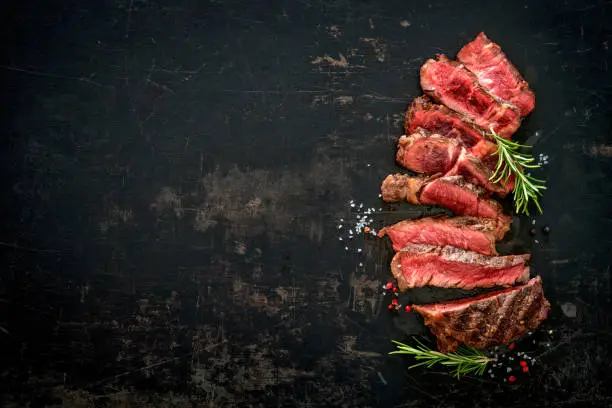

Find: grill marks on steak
<box><xmin>457</xmin><ymin>32</ymin><xmax>535</xmax><ymax>116</ymax></box>
<box><xmin>378</xmin><ymin>215</ymin><xmax>508</xmax><ymax>255</ymax></box>
<box><xmin>391</xmin><ymin>244</ymin><xmax>530</xmax><ymax>290</ymax></box>
<box><xmin>396</xmin><ymin>129</ymin><xmax>514</xmax><ymax>196</ymax></box>
<box><xmin>413</xmin><ymin>277</ymin><xmax>550</xmax><ymax>352</ymax></box>
<box><xmin>420</xmin><ymin>55</ymin><xmax>522</xmax><ymax>138</ymax></box>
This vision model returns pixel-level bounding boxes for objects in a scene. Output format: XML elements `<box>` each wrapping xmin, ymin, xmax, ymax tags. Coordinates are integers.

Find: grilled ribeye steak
<box><xmin>413</xmin><ymin>276</ymin><xmax>550</xmax><ymax>352</ymax></box>
<box><xmin>378</xmin><ymin>215</ymin><xmax>509</xmax><ymax>255</ymax></box>
<box><xmin>391</xmin><ymin>244</ymin><xmax>530</xmax><ymax>290</ymax></box>
<box><xmin>420</xmin><ymin>55</ymin><xmax>522</xmax><ymax>138</ymax></box>
<box><xmin>457</xmin><ymin>32</ymin><xmax>535</xmax><ymax>116</ymax></box>
<box><xmin>405</xmin><ymin>96</ymin><xmax>492</xmax><ymax>148</ymax></box>
<box><xmin>396</xmin><ymin>130</ymin><xmax>514</xmax><ymax>196</ymax></box>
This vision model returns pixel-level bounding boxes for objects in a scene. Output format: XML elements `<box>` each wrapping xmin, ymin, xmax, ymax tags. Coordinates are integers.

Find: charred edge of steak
<box><xmin>457</xmin><ymin>32</ymin><xmax>535</xmax><ymax>116</ymax></box>
<box><xmin>420</xmin><ymin>55</ymin><xmax>522</xmax><ymax>138</ymax></box>
<box><xmin>390</xmin><ymin>244</ymin><xmax>530</xmax><ymax>291</ymax></box>
<box><xmin>413</xmin><ymin>276</ymin><xmax>550</xmax><ymax>352</ymax></box>
<box><xmin>380</xmin><ymin>174</ymin><xmax>429</xmax><ymax>204</ymax></box>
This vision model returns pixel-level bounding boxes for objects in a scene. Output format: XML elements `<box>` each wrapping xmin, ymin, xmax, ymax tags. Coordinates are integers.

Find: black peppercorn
<box><xmin>542</xmin><ymin>225</ymin><xmax>551</xmax><ymax>234</ymax></box>
<box><xmin>529</xmin><ymin>227</ymin><xmax>536</xmax><ymax>236</ymax></box>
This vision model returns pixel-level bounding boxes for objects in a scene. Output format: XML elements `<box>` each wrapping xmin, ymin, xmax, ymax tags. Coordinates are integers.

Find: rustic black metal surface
<box><xmin>1</xmin><ymin>0</ymin><xmax>611</xmax><ymax>406</ymax></box>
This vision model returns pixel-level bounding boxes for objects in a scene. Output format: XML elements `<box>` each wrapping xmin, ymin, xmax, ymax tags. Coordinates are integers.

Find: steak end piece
<box><xmin>391</xmin><ymin>244</ymin><xmax>530</xmax><ymax>291</ymax></box>
<box><xmin>457</xmin><ymin>32</ymin><xmax>535</xmax><ymax>116</ymax></box>
<box><xmin>396</xmin><ymin>129</ymin><xmax>461</xmax><ymax>174</ymax></box>
<box><xmin>380</xmin><ymin>174</ymin><xmax>428</xmax><ymax>204</ymax></box>
<box><xmin>405</xmin><ymin>96</ymin><xmax>488</xmax><ymax>147</ymax></box>
<box><xmin>378</xmin><ymin>215</ymin><xmax>509</xmax><ymax>255</ymax></box>
<box><xmin>419</xmin><ymin>175</ymin><xmax>511</xmax><ymax>224</ymax></box>
<box><xmin>413</xmin><ymin>276</ymin><xmax>550</xmax><ymax>352</ymax></box>
<box><xmin>420</xmin><ymin>55</ymin><xmax>522</xmax><ymax>138</ymax></box>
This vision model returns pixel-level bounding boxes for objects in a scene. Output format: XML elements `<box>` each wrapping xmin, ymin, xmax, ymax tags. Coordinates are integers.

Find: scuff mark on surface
<box><xmin>360</xmin><ymin>37</ymin><xmax>388</xmax><ymax>62</ymax></box>
<box><xmin>311</xmin><ymin>53</ymin><xmax>350</xmax><ymax>68</ymax></box>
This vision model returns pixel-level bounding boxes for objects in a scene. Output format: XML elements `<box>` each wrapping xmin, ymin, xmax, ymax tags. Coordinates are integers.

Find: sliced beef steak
<box><xmin>419</xmin><ymin>176</ymin><xmax>511</xmax><ymax>224</ymax></box>
<box><xmin>381</xmin><ymin>174</ymin><xmax>510</xmax><ymax>224</ymax></box>
<box><xmin>458</xmin><ymin>32</ymin><xmax>535</xmax><ymax>116</ymax></box>
<box><xmin>405</xmin><ymin>96</ymin><xmax>490</xmax><ymax>147</ymax></box>
<box><xmin>413</xmin><ymin>276</ymin><xmax>550</xmax><ymax>352</ymax></box>
<box><xmin>378</xmin><ymin>215</ymin><xmax>508</xmax><ymax>255</ymax></box>
<box><xmin>396</xmin><ymin>130</ymin><xmax>461</xmax><ymax>174</ymax></box>
<box><xmin>420</xmin><ymin>55</ymin><xmax>522</xmax><ymax>138</ymax></box>
<box><xmin>391</xmin><ymin>244</ymin><xmax>530</xmax><ymax>290</ymax></box>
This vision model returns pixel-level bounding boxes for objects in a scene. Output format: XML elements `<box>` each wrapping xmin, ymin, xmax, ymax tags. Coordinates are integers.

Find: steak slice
<box><xmin>420</xmin><ymin>55</ymin><xmax>522</xmax><ymax>138</ymax></box>
<box><xmin>405</xmin><ymin>96</ymin><xmax>490</xmax><ymax>147</ymax></box>
<box><xmin>457</xmin><ymin>32</ymin><xmax>535</xmax><ymax>116</ymax></box>
<box><xmin>413</xmin><ymin>276</ymin><xmax>550</xmax><ymax>352</ymax></box>
<box><xmin>381</xmin><ymin>174</ymin><xmax>511</xmax><ymax>224</ymax></box>
<box><xmin>396</xmin><ymin>130</ymin><xmax>462</xmax><ymax>174</ymax></box>
<box><xmin>396</xmin><ymin>131</ymin><xmax>513</xmax><ymax>196</ymax></box>
<box><xmin>391</xmin><ymin>244</ymin><xmax>530</xmax><ymax>290</ymax></box>
<box><xmin>378</xmin><ymin>215</ymin><xmax>508</xmax><ymax>255</ymax></box>
<box><xmin>419</xmin><ymin>176</ymin><xmax>511</xmax><ymax>224</ymax></box>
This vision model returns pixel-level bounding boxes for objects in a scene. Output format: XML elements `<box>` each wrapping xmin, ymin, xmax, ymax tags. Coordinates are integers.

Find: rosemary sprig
<box><xmin>390</xmin><ymin>338</ymin><xmax>495</xmax><ymax>379</ymax></box>
<box><xmin>488</xmin><ymin>128</ymin><xmax>547</xmax><ymax>215</ymax></box>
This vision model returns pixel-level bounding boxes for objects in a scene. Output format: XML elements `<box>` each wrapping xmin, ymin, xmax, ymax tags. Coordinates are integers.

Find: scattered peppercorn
<box><xmin>388</xmin><ymin>304</ymin><xmax>395</xmax><ymax>311</ymax></box>
<box><xmin>519</xmin><ymin>360</ymin><xmax>527</xmax><ymax>367</ymax></box>
<box><xmin>529</xmin><ymin>227</ymin><xmax>536</xmax><ymax>236</ymax></box>
<box><xmin>391</xmin><ymin>298</ymin><xmax>399</xmax><ymax>306</ymax></box>
<box><xmin>363</xmin><ymin>226</ymin><xmax>371</xmax><ymax>234</ymax></box>
<box><xmin>404</xmin><ymin>305</ymin><xmax>412</xmax><ymax>312</ymax></box>
<box><xmin>508</xmin><ymin>375</ymin><xmax>517</xmax><ymax>383</ymax></box>
<box><xmin>542</xmin><ymin>225</ymin><xmax>551</xmax><ymax>234</ymax></box>
<box><xmin>508</xmin><ymin>342</ymin><xmax>515</xmax><ymax>351</ymax></box>
<box><xmin>384</xmin><ymin>282</ymin><xmax>393</xmax><ymax>290</ymax></box>
<box><xmin>522</xmin><ymin>366</ymin><xmax>529</xmax><ymax>373</ymax></box>
<box><xmin>392</xmin><ymin>287</ymin><xmax>399</xmax><ymax>293</ymax></box>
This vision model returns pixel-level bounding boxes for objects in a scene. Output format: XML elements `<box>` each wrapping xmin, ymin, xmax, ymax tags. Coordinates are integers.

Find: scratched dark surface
<box><xmin>1</xmin><ymin>0</ymin><xmax>612</xmax><ymax>407</ymax></box>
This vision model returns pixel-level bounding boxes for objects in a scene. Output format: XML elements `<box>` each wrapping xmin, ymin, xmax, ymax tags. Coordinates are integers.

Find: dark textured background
<box><xmin>1</xmin><ymin>0</ymin><xmax>611</xmax><ymax>406</ymax></box>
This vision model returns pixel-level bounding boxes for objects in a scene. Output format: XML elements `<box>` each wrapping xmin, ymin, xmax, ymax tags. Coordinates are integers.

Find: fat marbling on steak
<box><xmin>420</xmin><ymin>55</ymin><xmax>522</xmax><ymax>138</ymax></box>
<box><xmin>457</xmin><ymin>32</ymin><xmax>535</xmax><ymax>116</ymax></box>
<box><xmin>378</xmin><ymin>215</ymin><xmax>509</xmax><ymax>256</ymax></box>
<box><xmin>390</xmin><ymin>243</ymin><xmax>529</xmax><ymax>291</ymax></box>
<box><xmin>413</xmin><ymin>276</ymin><xmax>550</xmax><ymax>352</ymax></box>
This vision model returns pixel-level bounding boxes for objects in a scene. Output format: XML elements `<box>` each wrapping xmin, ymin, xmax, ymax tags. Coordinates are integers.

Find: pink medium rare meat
<box><xmin>378</xmin><ymin>215</ymin><xmax>509</xmax><ymax>255</ymax></box>
<box><xmin>390</xmin><ymin>243</ymin><xmax>530</xmax><ymax>291</ymax></box>
<box><xmin>413</xmin><ymin>276</ymin><xmax>550</xmax><ymax>352</ymax></box>
<box><xmin>420</xmin><ymin>55</ymin><xmax>522</xmax><ymax>138</ymax></box>
<box><xmin>457</xmin><ymin>32</ymin><xmax>535</xmax><ymax>116</ymax></box>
